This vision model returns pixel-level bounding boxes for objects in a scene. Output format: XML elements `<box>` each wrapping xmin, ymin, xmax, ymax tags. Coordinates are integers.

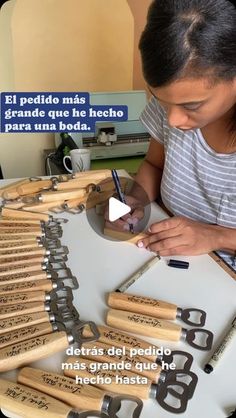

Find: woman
<box><xmin>107</xmin><ymin>0</ymin><xmax>236</xmax><ymax>268</ymax></box>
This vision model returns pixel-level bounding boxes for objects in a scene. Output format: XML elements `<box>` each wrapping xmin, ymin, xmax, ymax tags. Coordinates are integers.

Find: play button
<box><xmin>108</xmin><ymin>197</ymin><xmax>131</xmax><ymax>222</ymax></box>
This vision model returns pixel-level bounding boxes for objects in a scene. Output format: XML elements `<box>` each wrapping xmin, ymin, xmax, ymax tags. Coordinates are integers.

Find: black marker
<box><xmin>204</xmin><ymin>315</ymin><xmax>236</xmax><ymax>374</ymax></box>
<box><xmin>111</xmin><ymin>169</ymin><xmax>134</xmax><ymax>233</ymax></box>
<box><xmin>168</xmin><ymin>259</ymin><xmax>189</xmax><ymax>269</ymax></box>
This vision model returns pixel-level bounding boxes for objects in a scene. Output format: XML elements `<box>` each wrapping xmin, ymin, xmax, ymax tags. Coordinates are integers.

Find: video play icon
<box><xmin>108</xmin><ymin>197</ymin><xmax>131</xmax><ymax>222</ymax></box>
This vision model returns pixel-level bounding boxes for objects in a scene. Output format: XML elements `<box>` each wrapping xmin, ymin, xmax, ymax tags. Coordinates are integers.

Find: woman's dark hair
<box><xmin>139</xmin><ymin>0</ymin><xmax>236</xmax><ymax>135</ymax></box>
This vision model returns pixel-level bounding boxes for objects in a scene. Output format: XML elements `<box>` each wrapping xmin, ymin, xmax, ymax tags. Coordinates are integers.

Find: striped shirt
<box><xmin>140</xmin><ymin>96</ymin><xmax>236</xmax><ymax>270</ymax></box>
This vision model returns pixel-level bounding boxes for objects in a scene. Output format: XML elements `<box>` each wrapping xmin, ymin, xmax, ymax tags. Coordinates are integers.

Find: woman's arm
<box><xmin>136</xmin><ymin>216</ymin><xmax>236</xmax><ymax>256</ymax></box>
<box><xmin>131</xmin><ymin>137</ymin><xmax>165</xmax><ymax>202</ymax></box>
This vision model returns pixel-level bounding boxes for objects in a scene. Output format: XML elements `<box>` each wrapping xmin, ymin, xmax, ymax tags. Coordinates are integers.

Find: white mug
<box><xmin>63</xmin><ymin>149</ymin><xmax>91</xmax><ymax>174</ymax></box>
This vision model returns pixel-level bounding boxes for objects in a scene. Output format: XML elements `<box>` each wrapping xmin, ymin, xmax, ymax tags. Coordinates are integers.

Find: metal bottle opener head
<box><xmin>177</xmin><ymin>308</ymin><xmax>206</xmax><ymax>327</ymax></box>
<box><xmin>69</xmin><ymin>411</ymin><xmax>105</xmax><ymax>418</ymax></box>
<box><xmin>38</xmin><ymin>238</ymin><xmax>62</xmax><ymax>249</ymax></box>
<box><xmin>155</xmin><ymin>380</ymin><xmax>191</xmax><ymax>414</ymax></box>
<box><xmin>161</xmin><ymin>350</ymin><xmax>193</xmax><ymax>371</ymax></box>
<box><xmin>103</xmin><ymin>394</ymin><xmax>143</xmax><ymax>418</ymax></box>
<box><xmin>70</xmin><ymin>321</ymin><xmax>100</xmax><ymax>345</ymax></box>
<box><xmin>53</xmin><ymin>276</ymin><xmax>79</xmax><ymax>290</ymax></box>
<box><xmin>42</xmin><ymin>261</ymin><xmax>67</xmax><ymax>271</ymax></box>
<box><xmin>164</xmin><ymin>369</ymin><xmax>198</xmax><ymax>399</ymax></box>
<box><xmin>63</xmin><ymin>203</ymin><xmax>85</xmax><ymax>214</ymax></box>
<box><xmin>182</xmin><ymin>328</ymin><xmax>214</xmax><ymax>351</ymax></box>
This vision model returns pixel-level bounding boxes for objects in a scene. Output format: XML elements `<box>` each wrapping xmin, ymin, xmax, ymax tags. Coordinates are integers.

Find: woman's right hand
<box><xmin>104</xmin><ymin>195</ymin><xmax>145</xmax><ymax>232</ymax></box>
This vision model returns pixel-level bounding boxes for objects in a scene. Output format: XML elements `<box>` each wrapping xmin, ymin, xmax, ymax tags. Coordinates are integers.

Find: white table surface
<box><xmin>1</xmin><ymin>175</ymin><xmax>236</xmax><ymax>418</ymax></box>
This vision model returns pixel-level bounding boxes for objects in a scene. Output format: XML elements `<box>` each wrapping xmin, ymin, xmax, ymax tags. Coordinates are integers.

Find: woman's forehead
<box><xmin>149</xmin><ymin>78</ymin><xmax>231</xmax><ymax>104</ymax></box>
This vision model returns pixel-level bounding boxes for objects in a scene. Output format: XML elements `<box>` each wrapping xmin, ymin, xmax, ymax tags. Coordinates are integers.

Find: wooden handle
<box><xmin>0</xmin><ymin>301</ymin><xmax>46</xmax><ymax>320</ymax></box>
<box><xmin>0</xmin><ymin>248</ymin><xmax>46</xmax><ymax>260</ymax></box>
<box><xmin>3</xmin><ymin>202</ymin><xmax>25</xmax><ymax>209</ymax></box>
<box><xmin>0</xmin><ymin>311</ymin><xmax>51</xmax><ymax>335</ymax></box>
<box><xmin>0</xmin><ymin>240</ymin><xmax>39</xmax><ymax>251</ymax></box>
<box><xmin>56</xmin><ymin>179</ymin><xmax>98</xmax><ymax>190</ymax></box>
<box><xmin>0</xmin><ymin>230</ymin><xmax>43</xmax><ymax>238</ymax></box>
<box><xmin>0</xmin><ymin>378</ymin><xmax>72</xmax><ymax>418</ymax></box>
<box><xmin>23</xmin><ymin>200</ymin><xmax>65</xmax><ymax>213</ymax></box>
<box><xmin>0</xmin><ymin>263</ymin><xmax>43</xmax><ymax>276</ymax></box>
<box><xmin>0</xmin><ymin>218</ymin><xmax>41</xmax><ymax>226</ymax></box>
<box><xmin>2</xmin><ymin>189</ymin><xmax>21</xmax><ymax>200</ymax></box>
<box><xmin>1</xmin><ymin>207</ymin><xmax>50</xmax><ymax>221</ymax></box>
<box><xmin>18</xmin><ymin>367</ymin><xmax>104</xmax><ymax>412</ymax></box>
<box><xmin>0</xmin><ymin>271</ymin><xmax>47</xmax><ymax>285</ymax></box>
<box><xmin>82</xmin><ymin>340</ymin><xmax>162</xmax><ymax>383</ymax></box>
<box><xmin>17</xmin><ymin>180</ymin><xmax>52</xmax><ymax>195</ymax></box>
<box><xmin>40</xmin><ymin>189</ymin><xmax>86</xmax><ymax>203</ymax></box>
<box><xmin>0</xmin><ymin>256</ymin><xmax>45</xmax><ymax>269</ymax></box>
<box><xmin>107</xmin><ymin>309</ymin><xmax>182</xmax><ymax>341</ymax></box>
<box><xmin>0</xmin><ymin>279</ymin><xmax>53</xmax><ymax>295</ymax></box>
<box><xmin>0</xmin><ymin>331</ymin><xmax>69</xmax><ymax>372</ymax></box>
<box><xmin>64</xmin><ymin>357</ymin><xmax>151</xmax><ymax>399</ymax></box>
<box><xmin>0</xmin><ymin>322</ymin><xmax>53</xmax><ymax>349</ymax></box>
<box><xmin>0</xmin><ymin>179</ymin><xmax>29</xmax><ymax>197</ymax></box>
<box><xmin>0</xmin><ymin>290</ymin><xmax>46</xmax><ymax>305</ymax></box>
<box><xmin>108</xmin><ymin>292</ymin><xmax>177</xmax><ymax>320</ymax></box>
<box><xmin>72</xmin><ymin>169</ymin><xmax>111</xmax><ymax>180</ymax></box>
<box><xmin>0</xmin><ymin>225</ymin><xmax>42</xmax><ymax>232</ymax></box>
<box><xmin>103</xmin><ymin>227</ymin><xmax>148</xmax><ymax>244</ymax></box>
<box><xmin>64</xmin><ymin>197</ymin><xmax>87</xmax><ymax>209</ymax></box>
<box><xmin>0</xmin><ymin>236</ymin><xmax>38</xmax><ymax>244</ymax></box>
<box><xmin>83</xmin><ymin>325</ymin><xmax>161</xmax><ymax>362</ymax></box>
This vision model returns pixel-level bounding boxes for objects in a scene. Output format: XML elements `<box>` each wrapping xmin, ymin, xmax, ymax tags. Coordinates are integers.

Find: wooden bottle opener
<box><xmin>0</xmin><ymin>284</ymin><xmax>74</xmax><ymax>308</ymax></box>
<box><xmin>22</xmin><ymin>189</ymin><xmax>87</xmax><ymax>205</ymax></box>
<box><xmin>103</xmin><ymin>227</ymin><xmax>148</xmax><ymax>244</ymax></box>
<box><xmin>0</xmin><ymin>178</ymin><xmax>30</xmax><ymax>198</ymax></box>
<box><xmin>0</xmin><ymin>288</ymin><xmax>77</xmax><ymax>336</ymax></box>
<box><xmin>0</xmin><ymin>378</ymin><xmax>103</xmax><ymax>418</ymax></box>
<box><xmin>1</xmin><ymin>207</ymin><xmax>52</xmax><ymax>221</ymax></box>
<box><xmin>0</xmin><ymin>266</ymin><xmax>73</xmax><ymax>285</ymax></box>
<box><xmin>0</xmin><ymin>287</ymin><xmax>74</xmax><ymax>324</ymax></box>
<box><xmin>0</xmin><ymin>238</ymin><xmax>62</xmax><ymax>251</ymax></box>
<box><xmin>0</xmin><ymin>320</ymin><xmax>99</xmax><ymax>372</ymax></box>
<box><xmin>0</xmin><ymin>259</ymin><xmax>67</xmax><ymax>276</ymax></box>
<box><xmin>0</xmin><ymin>245</ymin><xmax>68</xmax><ymax>260</ymax></box>
<box><xmin>18</xmin><ymin>367</ymin><xmax>143</xmax><ymax>418</ymax></box>
<box><xmin>82</xmin><ymin>324</ymin><xmax>193</xmax><ymax>371</ymax></box>
<box><xmin>0</xmin><ymin>275</ymin><xmax>78</xmax><ymax>296</ymax></box>
<box><xmin>0</xmin><ymin>253</ymin><xmax>68</xmax><ymax>269</ymax></box>
<box><xmin>108</xmin><ymin>292</ymin><xmax>207</xmax><ymax>327</ymax></box>
<box><xmin>79</xmin><ymin>341</ymin><xmax>198</xmax><ymax>400</ymax></box>
<box><xmin>107</xmin><ymin>309</ymin><xmax>213</xmax><ymax>351</ymax></box>
<box><xmin>22</xmin><ymin>200</ymin><xmax>66</xmax><ymax>213</ymax></box>
<box><xmin>64</xmin><ymin>357</ymin><xmax>196</xmax><ymax>414</ymax></box>
<box><xmin>0</xmin><ymin>289</ymin><xmax>77</xmax><ymax>348</ymax></box>
<box><xmin>81</xmin><ymin>340</ymin><xmax>163</xmax><ymax>382</ymax></box>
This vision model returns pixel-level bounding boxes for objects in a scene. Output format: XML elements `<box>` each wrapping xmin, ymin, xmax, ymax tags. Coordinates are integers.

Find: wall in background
<box><xmin>127</xmin><ymin>0</ymin><xmax>152</xmax><ymax>91</ymax></box>
<box><xmin>0</xmin><ymin>0</ymin><xmax>151</xmax><ymax>178</ymax></box>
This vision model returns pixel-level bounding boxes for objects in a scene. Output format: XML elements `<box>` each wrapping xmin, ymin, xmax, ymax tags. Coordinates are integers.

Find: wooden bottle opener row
<box><xmin>108</xmin><ymin>291</ymin><xmax>206</xmax><ymax>327</ymax></box>
<box><xmin>106</xmin><ymin>309</ymin><xmax>214</xmax><ymax>351</ymax></box>
<box><xmin>17</xmin><ymin>367</ymin><xmax>143</xmax><ymax>418</ymax></box>
<box><xmin>0</xmin><ymin>320</ymin><xmax>99</xmax><ymax>372</ymax></box>
<box><xmin>64</xmin><ymin>356</ymin><xmax>197</xmax><ymax>414</ymax></box>
<box><xmin>82</xmin><ymin>324</ymin><xmax>193</xmax><ymax>371</ymax></box>
<box><xmin>1</xmin><ymin>169</ymin><xmax>111</xmax><ymax>199</ymax></box>
<box><xmin>81</xmin><ymin>340</ymin><xmax>162</xmax><ymax>383</ymax></box>
<box><xmin>78</xmin><ymin>340</ymin><xmax>198</xmax><ymax>404</ymax></box>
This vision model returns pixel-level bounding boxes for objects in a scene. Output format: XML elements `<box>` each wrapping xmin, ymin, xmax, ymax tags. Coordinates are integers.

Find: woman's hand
<box><xmin>104</xmin><ymin>195</ymin><xmax>144</xmax><ymax>231</ymax></box>
<box><xmin>137</xmin><ymin>216</ymin><xmax>223</xmax><ymax>256</ymax></box>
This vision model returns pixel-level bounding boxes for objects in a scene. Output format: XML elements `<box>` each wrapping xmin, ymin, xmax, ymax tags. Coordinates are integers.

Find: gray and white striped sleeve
<box><xmin>140</xmin><ymin>96</ymin><xmax>165</xmax><ymax>144</ymax></box>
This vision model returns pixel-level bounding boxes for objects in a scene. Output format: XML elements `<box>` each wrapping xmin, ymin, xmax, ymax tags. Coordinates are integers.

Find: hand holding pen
<box><xmin>107</xmin><ymin>169</ymin><xmax>144</xmax><ymax>232</ymax></box>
